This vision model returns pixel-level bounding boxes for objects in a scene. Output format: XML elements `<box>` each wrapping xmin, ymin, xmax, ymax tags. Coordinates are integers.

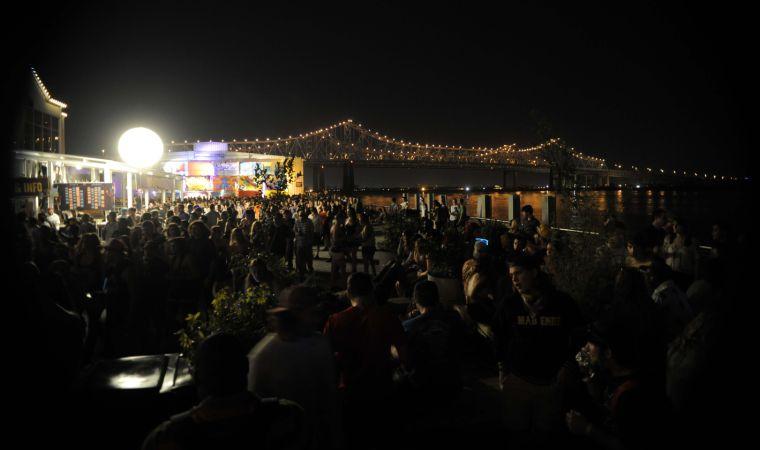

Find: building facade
<box><xmin>13</xmin><ymin>68</ymin><xmax>67</xmax><ymax>154</ymax></box>
<box><xmin>162</xmin><ymin>141</ymin><xmax>304</xmax><ymax>197</ymax></box>
<box><xmin>12</xmin><ymin>68</ymin><xmax>183</xmax><ymax>219</ymax></box>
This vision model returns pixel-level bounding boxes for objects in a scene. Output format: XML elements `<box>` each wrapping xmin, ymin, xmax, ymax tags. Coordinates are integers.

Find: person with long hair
<box><xmin>329</xmin><ymin>214</ymin><xmax>348</xmax><ymax>289</ymax></box>
<box><xmin>294</xmin><ymin>210</ymin><xmax>315</xmax><ymax>278</ymax></box>
<box><xmin>73</xmin><ymin>232</ymin><xmax>104</xmax><ymax>296</ymax></box>
<box><xmin>252</xmin><ymin>220</ymin><xmax>268</xmax><ymax>253</ymax></box>
<box><xmin>228</xmin><ymin>227</ymin><xmax>250</xmax><ymax>257</ymax></box>
<box><xmin>344</xmin><ymin>208</ymin><xmax>361</xmax><ymax>274</ymax></box>
<box><xmin>360</xmin><ymin>213</ymin><xmax>377</xmax><ymax>275</ymax></box>
<box><xmin>210</xmin><ymin>225</ymin><xmax>227</xmax><ymax>253</ymax></box>
<box><xmin>662</xmin><ymin>219</ymin><xmax>699</xmax><ymax>287</ymax></box>
<box><xmin>625</xmin><ymin>235</ymin><xmax>652</xmax><ymax>269</ymax></box>
<box><xmin>310</xmin><ymin>207</ymin><xmax>324</xmax><ymax>260</ymax></box>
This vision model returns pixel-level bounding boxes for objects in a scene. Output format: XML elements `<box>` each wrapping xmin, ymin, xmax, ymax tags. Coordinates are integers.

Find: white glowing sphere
<box><xmin>118</xmin><ymin>127</ymin><xmax>164</xmax><ymax>168</ymax></box>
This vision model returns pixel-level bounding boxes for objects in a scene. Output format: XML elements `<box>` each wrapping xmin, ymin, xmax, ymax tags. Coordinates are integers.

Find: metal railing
<box><xmin>366</xmin><ymin>204</ymin><xmax>603</xmax><ymax>236</ymax></box>
<box><xmin>472</xmin><ymin>216</ymin><xmax>601</xmax><ymax>236</ymax></box>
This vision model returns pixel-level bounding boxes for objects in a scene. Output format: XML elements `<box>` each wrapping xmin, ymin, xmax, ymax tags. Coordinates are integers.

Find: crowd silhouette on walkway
<box><xmin>15</xmin><ymin>192</ymin><xmax>747</xmax><ymax>449</ymax></box>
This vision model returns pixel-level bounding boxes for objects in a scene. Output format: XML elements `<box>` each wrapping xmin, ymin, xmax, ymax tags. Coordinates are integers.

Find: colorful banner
<box><xmin>239</xmin><ymin>162</ymin><xmax>259</xmax><ymax>175</ymax></box>
<box><xmin>216</xmin><ymin>162</ymin><xmax>239</xmax><ymax>175</ymax></box>
<box><xmin>238</xmin><ymin>190</ymin><xmax>261</xmax><ymax>198</ymax></box>
<box><xmin>212</xmin><ymin>176</ymin><xmax>237</xmax><ymax>191</ymax></box>
<box><xmin>237</xmin><ymin>176</ymin><xmax>260</xmax><ymax>191</ymax></box>
<box><xmin>186</xmin><ymin>176</ymin><xmax>212</xmax><ymax>191</ymax></box>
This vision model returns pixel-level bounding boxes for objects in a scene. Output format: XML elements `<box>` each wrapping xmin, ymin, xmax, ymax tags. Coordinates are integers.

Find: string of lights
<box><xmin>31</xmin><ymin>68</ymin><xmax>68</xmax><ymax>109</ymax></box>
<box><xmin>167</xmin><ymin>119</ymin><xmax>739</xmax><ymax>181</ymax></box>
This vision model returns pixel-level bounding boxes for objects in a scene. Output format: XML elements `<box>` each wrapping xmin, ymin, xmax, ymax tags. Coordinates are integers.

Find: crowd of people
<box><xmin>14</xmin><ymin>192</ymin><xmax>746</xmax><ymax>449</ymax></box>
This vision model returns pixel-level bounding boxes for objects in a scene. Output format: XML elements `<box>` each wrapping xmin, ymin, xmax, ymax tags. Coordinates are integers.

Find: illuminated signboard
<box><xmin>163</xmin><ymin>161</ymin><xmax>186</xmax><ymax>175</ymax></box>
<box><xmin>14</xmin><ymin>178</ymin><xmax>48</xmax><ymax>196</ymax></box>
<box><xmin>57</xmin><ymin>183</ymin><xmax>114</xmax><ymax>211</ymax></box>
<box><xmin>239</xmin><ymin>162</ymin><xmax>262</xmax><ymax>175</ymax></box>
<box><xmin>188</xmin><ymin>162</ymin><xmax>214</xmax><ymax>176</ymax></box>
<box><xmin>216</xmin><ymin>162</ymin><xmax>239</xmax><ymax>175</ymax></box>
<box><xmin>193</xmin><ymin>142</ymin><xmax>228</xmax><ymax>153</ymax></box>
<box><xmin>186</xmin><ymin>176</ymin><xmax>212</xmax><ymax>191</ymax></box>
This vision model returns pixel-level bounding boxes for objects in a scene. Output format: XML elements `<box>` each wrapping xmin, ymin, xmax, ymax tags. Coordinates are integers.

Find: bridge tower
<box><xmin>502</xmin><ymin>169</ymin><xmax>517</xmax><ymax>189</ymax></box>
<box><xmin>342</xmin><ymin>161</ymin><xmax>355</xmax><ymax>194</ymax></box>
<box><xmin>311</xmin><ymin>164</ymin><xmax>326</xmax><ymax>191</ymax></box>
<box><xmin>548</xmin><ymin>167</ymin><xmax>554</xmax><ymax>190</ymax></box>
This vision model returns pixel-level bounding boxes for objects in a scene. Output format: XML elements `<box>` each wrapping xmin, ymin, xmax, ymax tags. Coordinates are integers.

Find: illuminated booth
<box><xmin>161</xmin><ymin>141</ymin><xmax>304</xmax><ymax>197</ymax></box>
<box><xmin>13</xmin><ymin>150</ymin><xmax>184</xmax><ymax>219</ymax></box>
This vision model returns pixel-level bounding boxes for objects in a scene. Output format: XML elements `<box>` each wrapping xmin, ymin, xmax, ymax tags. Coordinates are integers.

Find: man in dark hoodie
<box><xmin>489</xmin><ymin>254</ymin><xmax>584</xmax><ymax>434</ymax></box>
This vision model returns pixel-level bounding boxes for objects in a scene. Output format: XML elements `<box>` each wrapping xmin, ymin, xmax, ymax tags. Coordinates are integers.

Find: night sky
<box><xmin>8</xmin><ymin>1</ymin><xmax>752</xmax><ymax>176</ymax></box>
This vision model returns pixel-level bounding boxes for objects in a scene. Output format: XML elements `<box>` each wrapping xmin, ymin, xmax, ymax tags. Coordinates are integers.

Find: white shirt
<box><xmin>449</xmin><ymin>205</ymin><xmax>459</xmax><ymax>222</ymax></box>
<box><xmin>46</xmin><ymin>212</ymin><xmax>61</xmax><ymax>230</ymax></box>
<box><xmin>248</xmin><ymin>333</ymin><xmax>341</xmax><ymax>449</ymax></box>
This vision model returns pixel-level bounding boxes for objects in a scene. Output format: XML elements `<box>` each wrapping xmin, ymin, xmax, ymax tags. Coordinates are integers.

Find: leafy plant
<box><xmin>379</xmin><ymin>211</ymin><xmax>420</xmax><ymax>253</ymax></box>
<box><xmin>420</xmin><ymin>228</ymin><xmax>468</xmax><ymax>278</ymax></box>
<box><xmin>228</xmin><ymin>248</ymin><xmax>298</xmax><ymax>292</ymax></box>
<box><xmin>252</xmin><ymin>164</ymin><xmax>270</xmax><ymax>189</ymax></box>
<box><xmin>549</xmin><ymin>192</ymin><xmax>616</xmax><ymax>319</ymax></box>
<box><xmin>252</xmin><ymin>157</ymin><xmax>296</xmax><ymax>191</ymax></box>
<box><xmin>177</xmin><ymin>285</ymin><xmax>277</xmax><ymax>366</ymax></box>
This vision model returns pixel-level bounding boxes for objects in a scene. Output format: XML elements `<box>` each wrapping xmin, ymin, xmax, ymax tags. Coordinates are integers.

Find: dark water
<box><xmin>361</xmin><ymin>188</ymin><xmax>749</xmax><ymax>242</ymax></box>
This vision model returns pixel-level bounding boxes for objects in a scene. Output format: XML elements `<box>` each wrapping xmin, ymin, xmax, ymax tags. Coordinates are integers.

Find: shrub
<box><xmin>549</xmin><ymin>193</ymin><xmax>617</xmax><ymax>320</ymax></box>
<box><xmin>379</xmin><ymin>212</ymin><xmax>419</xmax><ymax>253</ymax></box>
<box><xmin>177</xmin><ymin>285</ymin><xmax>277</xmax><ymax>366</ymax></box>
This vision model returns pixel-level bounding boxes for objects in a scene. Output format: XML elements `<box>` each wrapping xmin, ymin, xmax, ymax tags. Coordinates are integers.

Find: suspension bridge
<box><xmin>167</xmin><ymin>119</ymin><xmax>735</xmax><ymax>190</ymax></box>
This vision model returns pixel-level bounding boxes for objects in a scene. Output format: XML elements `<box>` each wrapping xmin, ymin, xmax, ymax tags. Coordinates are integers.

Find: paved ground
<box><xmin>303</xmin><ymin>224</ymin><xmax>395</xmax><ymax>290</ymax></box>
